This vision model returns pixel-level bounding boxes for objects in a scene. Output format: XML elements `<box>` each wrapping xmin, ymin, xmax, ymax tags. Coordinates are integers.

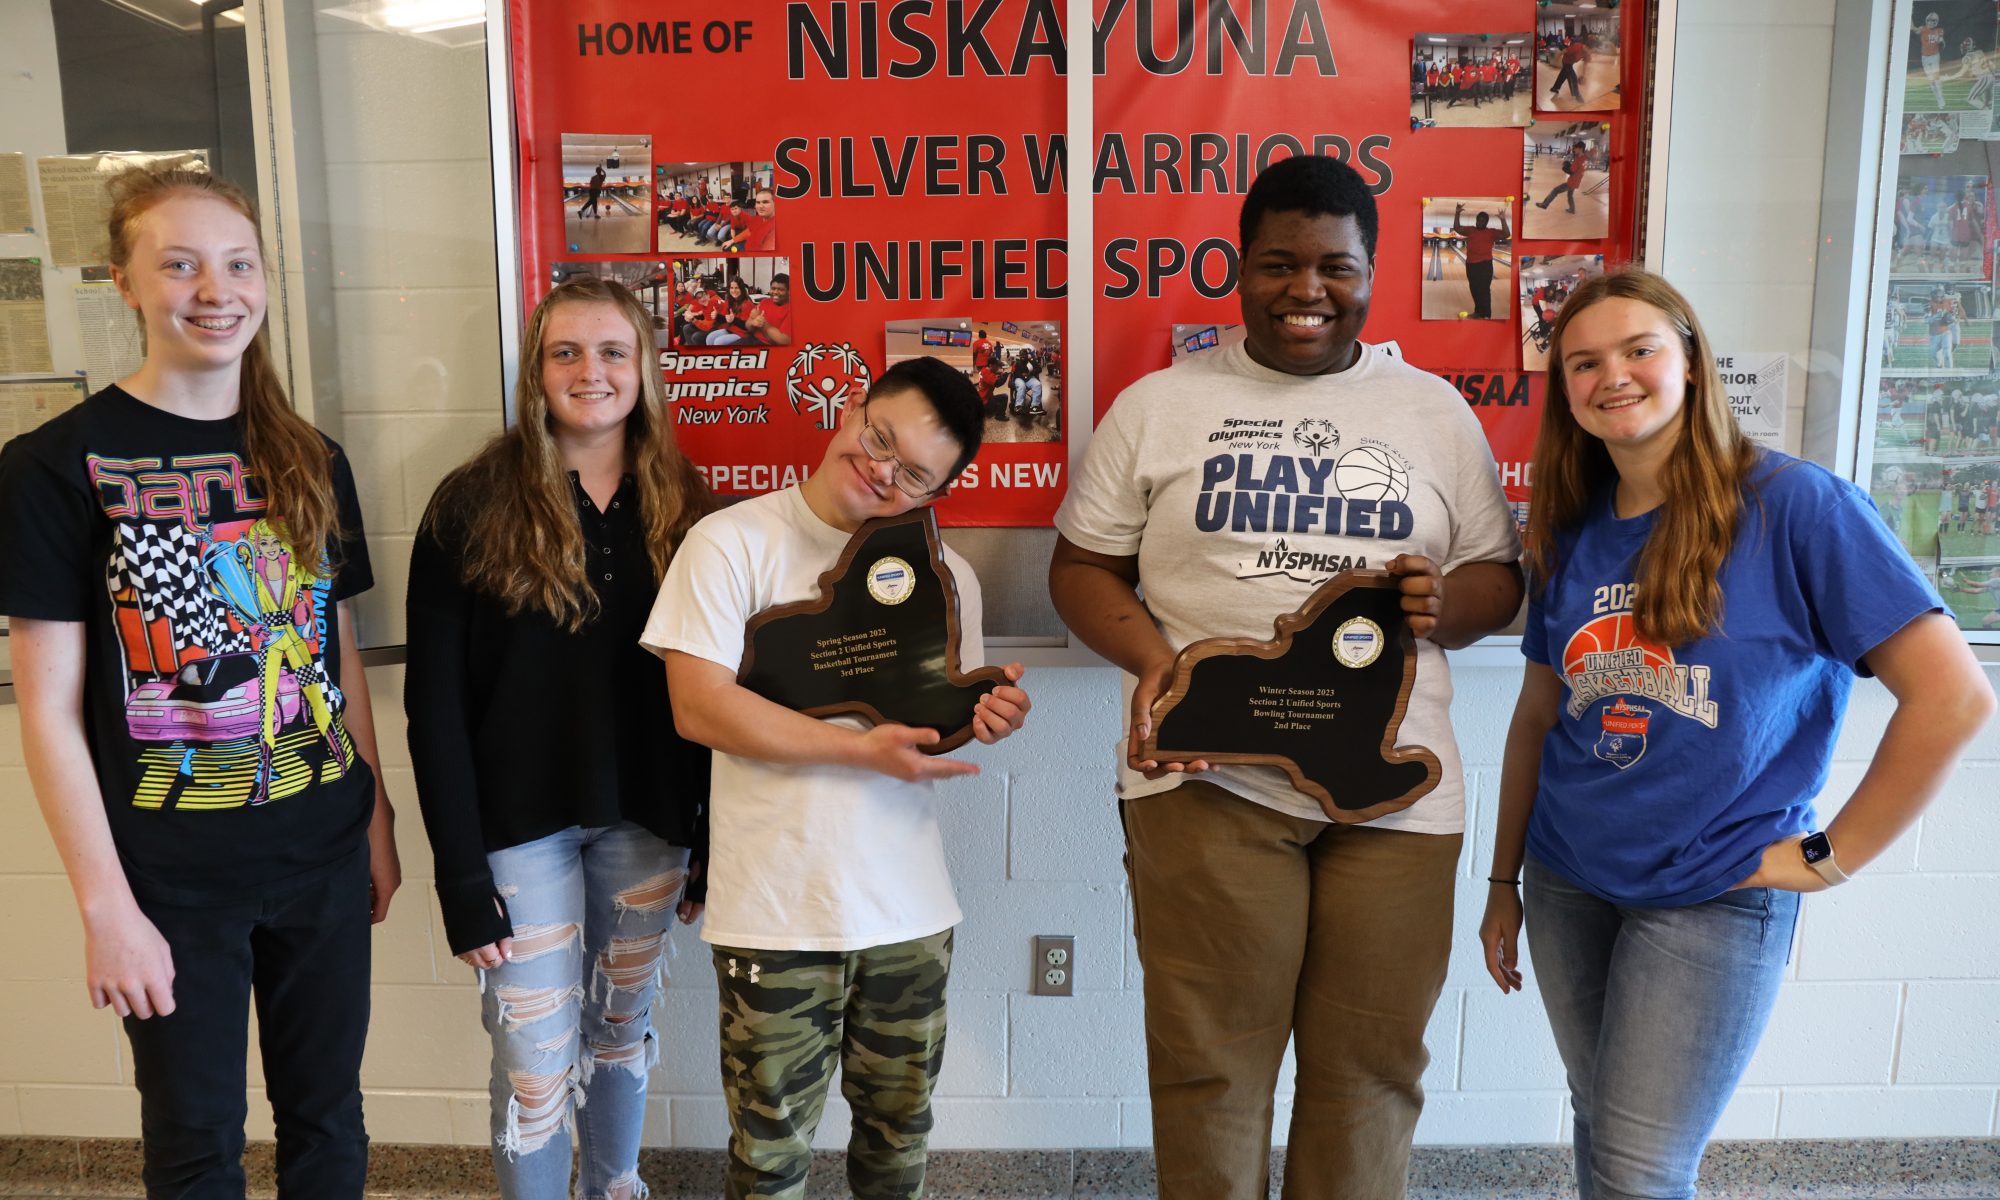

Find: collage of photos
<box><xmin>1870</xmin><ymin>3</ymin><xmax>2000</xmax><ymax>633</ymax></box>
<box><xmin>885</xmin><ymin>319</ymin><xmax>1062</xmax><ymax>445</ymax></box>
<box><xmin>1904</xmin><ymin>0</ymin><xmax>2000</xmax><ymax>141</ymax></box>
<box><xmin>1518</xmin><ymin>255</ymin><xmax>1605</xmax><ymax>370</ymax></box>
<box><xmin>1406</xmin><ymin>9</ymin><xmax>1619</xmax><ymax>365</ymax></box>
<box><xmin>656</xmin><ymin>161</ymin><xmax>777</xmax><ymax>254</ymax></box>
<box><xmin>1410</xmin><ymin>33</ymin><xmax>1533</xmax><ymax>129</ymax></box>
<box><xmin>1535</xmin><ymin>4</ymin><xmax>1622</xmax><ymax>111</ymax></box>
<box><xmin>560</xmin><ymin>133</ymin><xmax>654</xmax><ymax>255</ymax></box>
<box><xmin>1421</xmin><ymin>196</ymin><xmax>1514</xmax><ymax>320</ymax></box>
<box><xmin>1523</xmin><ymin>121</ymin><xmax>1611</xmax><ymax>239</ymax></box>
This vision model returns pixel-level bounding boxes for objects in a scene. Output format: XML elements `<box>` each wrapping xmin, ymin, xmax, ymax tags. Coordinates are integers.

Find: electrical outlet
<box><xmin>1031</xmin><ymin>934</ymin><xmax>1075</xmax><ymax>996</ymax></box>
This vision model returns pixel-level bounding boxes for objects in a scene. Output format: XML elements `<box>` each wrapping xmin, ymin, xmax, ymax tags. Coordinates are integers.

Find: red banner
<box><xmin>511</xmin><ymin>2</ymin><xmax>1068</xmax><ymax>525</ymax></box>
<box><xmin>1092</xmin><ymin>0</ymin><xmax>1654</xmax><ymax>495</ymax></box>
<box><xmin>1431</xmin><ymin>368</ymin><xmax>1545</xmax><ymax>537</ymax></box>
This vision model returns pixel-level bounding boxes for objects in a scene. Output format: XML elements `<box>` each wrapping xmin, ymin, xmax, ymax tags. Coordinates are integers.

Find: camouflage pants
<box><xmin>711</xmin><ymin>930</ymin><xmax>953</xmax><ymax>1200</ymax></box>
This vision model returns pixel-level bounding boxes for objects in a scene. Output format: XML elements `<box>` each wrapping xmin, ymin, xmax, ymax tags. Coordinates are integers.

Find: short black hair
<box><xmin>868</xmin><ymin>356</ymin><xmax>985</xmax><ymax>486</ymax></box>
<box><xmin>770</xmin><ymin>272</ymin><xmax>790</xmax><ymax>286</ymax></box>
<box><xmin>1238</xmin><ymin>155</ymin><xmax>1378</xmax><ymax>258</ymax></box>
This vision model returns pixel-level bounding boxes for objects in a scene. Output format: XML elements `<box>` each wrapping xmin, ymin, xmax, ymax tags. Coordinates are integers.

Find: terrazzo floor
<box><xmin>4</xmin><ymin>1139</ymin><xmax>1998</xmax><ymax>1199</ymax></box>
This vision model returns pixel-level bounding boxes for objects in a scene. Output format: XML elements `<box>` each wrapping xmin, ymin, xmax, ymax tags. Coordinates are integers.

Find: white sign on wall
<box><xmin>1718</xmin><ymin>352</ymin><xmax>1787</xmax><ymax>449</ymax></box>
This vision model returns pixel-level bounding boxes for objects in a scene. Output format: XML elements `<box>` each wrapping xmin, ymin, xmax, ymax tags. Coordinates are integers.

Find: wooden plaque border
<box><xmin>1142</xmin><ymin>570</ymin><xmax>1442</xmax><ymax>824</ymax></box>
<box><xmin>738</xmin><ymin>507</ymin><xmax>1008</xmax><ymax>754</ymax></box>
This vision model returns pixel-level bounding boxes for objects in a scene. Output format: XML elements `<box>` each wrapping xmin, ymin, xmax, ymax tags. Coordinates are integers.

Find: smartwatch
<box><xmin>1800</xmin><ymin>831</ymin><xmax>1852</xmax><ymax>886</ymax></box>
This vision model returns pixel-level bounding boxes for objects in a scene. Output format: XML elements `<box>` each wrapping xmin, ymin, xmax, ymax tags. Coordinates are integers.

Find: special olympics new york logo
<box><xmin>1293</xmin><ymin>418</ymin><xmax>1339</xmax><ymax>456</ymax></box>
<box><xmin>786</xmin><ymin>344</ymin><xmax>874</xmax><ymax>430</ymax></box>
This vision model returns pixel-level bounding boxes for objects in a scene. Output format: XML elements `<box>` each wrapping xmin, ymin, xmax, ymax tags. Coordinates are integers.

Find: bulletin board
<box><xmin>491</xmin><ymin>0</ymin><xmax>1673</xmax><ymax>651</ymax></box>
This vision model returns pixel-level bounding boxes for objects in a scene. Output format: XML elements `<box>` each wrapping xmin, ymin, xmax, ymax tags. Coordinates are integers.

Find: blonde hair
<box><xmin>1527</xmin><ymin>269</ymin><xmax>1761</xmax><ymax>646</ymax></box>
<box><xmin>107</xmin><ymin>167</ymin><xmax>341</xmax><ymax>569</ymax></box>
<box><xmin>424</xmin><ymin>277</ymin><xmax>711</xmax><ymax>630</ymax></box>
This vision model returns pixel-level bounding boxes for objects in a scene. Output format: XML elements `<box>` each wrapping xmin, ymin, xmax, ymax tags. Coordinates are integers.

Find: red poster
<box><xmin>1092</xmin><ymin>0</ymin><xmax>1654</xmax><ymax>504</ymax></box>
<box><xmin>511</xmin><ymin>2</ymin><xmax>1068</xmax><ymax>525</ymax></box>
<box><xmin>1431</xmin><ymin>368</ymin><xmax>1545</xmax><ymax>537</ymax></box>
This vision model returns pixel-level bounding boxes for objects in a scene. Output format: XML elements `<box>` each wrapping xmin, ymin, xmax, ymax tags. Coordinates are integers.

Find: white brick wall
<box><xmin>4</xmin><ymin>0</ymin><xmax>1999</xmax><ymax>1153</ymax></box>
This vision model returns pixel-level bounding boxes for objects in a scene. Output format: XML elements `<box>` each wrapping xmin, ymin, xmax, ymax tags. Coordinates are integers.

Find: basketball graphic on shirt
<box><xmin>1560</xmin><ymin>613</ymin><xmax>1673</xmax><ymax>680</ymax></box>
<box><xmin>1334</xmin><ymin>445</ymin><xmax>1410</xmax><ymax>502</ymax></box>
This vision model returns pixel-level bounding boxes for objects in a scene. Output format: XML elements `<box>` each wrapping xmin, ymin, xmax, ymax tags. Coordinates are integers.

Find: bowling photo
<box><xmin>559</xmin><ymin>131</ymin><xmax>653</xmax><ymax>254</ymax></box>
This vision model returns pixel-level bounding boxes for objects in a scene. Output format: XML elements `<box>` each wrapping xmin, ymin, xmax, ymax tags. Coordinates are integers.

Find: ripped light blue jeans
<box><xmin>1524</xmin><ymin>856</ymin><xmax>1800</xmax><ymax>1200</ymax></box>
<box><xmin>482</xmin><ymin>822</ymin><xmax>690</xmax><ymax>1200</ymax></box>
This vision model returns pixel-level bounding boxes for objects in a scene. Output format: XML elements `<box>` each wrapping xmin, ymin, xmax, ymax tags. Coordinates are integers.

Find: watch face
<box><xmin>1801</xmin><ymin>832</ymin><xmax>1833</xmax><ymax>864</ymax></box>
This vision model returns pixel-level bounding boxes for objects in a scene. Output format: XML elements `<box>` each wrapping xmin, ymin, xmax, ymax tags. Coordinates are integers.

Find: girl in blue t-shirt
<box><xmin>1479</xmin><ymin>269</ymin><xmax>1993</xmax><ymax>1200</ymax></box>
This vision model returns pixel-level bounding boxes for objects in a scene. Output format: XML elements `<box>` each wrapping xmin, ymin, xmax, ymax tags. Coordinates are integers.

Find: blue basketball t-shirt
<box><xmin>1521</xmin><ymin>452</ymin><xmax>1944</xmax><ymax>906</ymax></box>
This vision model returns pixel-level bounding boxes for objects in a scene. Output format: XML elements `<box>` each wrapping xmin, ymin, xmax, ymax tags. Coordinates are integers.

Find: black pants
<box><xmin>1467</xmin><ymin>259</ymin><xmax>1495</xmax><ymax>319</ymax></box>
<box><xmin>1552</xmin><ymin>62</ymin><xmax>1582</xmax><ymax>100</ymax></box>
<box><xmin>126</xmin><ymin>847</ymin><xmax>371</xmax><ymax>1198</ymax></box>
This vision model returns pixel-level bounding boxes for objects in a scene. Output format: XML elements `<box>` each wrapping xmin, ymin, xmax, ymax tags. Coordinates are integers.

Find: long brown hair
<box><xmin>107</xmin><ymin>167</ymin><xmax>341</xmax><ymax>570</ymax></box>
<box><xmin>1527</xmin><ymin>269</ymin><xmax>1760</xmax><ymax>646</ymax></box>
<box><xmin>425</xmin><ymin>277</ymin><xmax>710</xmax><ymax>630</ymax></box>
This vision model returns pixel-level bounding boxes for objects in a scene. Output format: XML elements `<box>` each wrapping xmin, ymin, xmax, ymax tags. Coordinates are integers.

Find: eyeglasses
<box><xmin>858</xmin><ymin>408</ymin><xmax>937</xmax><ymax>498</ymax></box>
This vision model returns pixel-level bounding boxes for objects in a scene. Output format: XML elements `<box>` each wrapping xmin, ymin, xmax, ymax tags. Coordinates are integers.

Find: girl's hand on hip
<box><xmin>1732</xmin><ymin>836</ymin><xmax>1832</xmax><ymax>893</ymax></box>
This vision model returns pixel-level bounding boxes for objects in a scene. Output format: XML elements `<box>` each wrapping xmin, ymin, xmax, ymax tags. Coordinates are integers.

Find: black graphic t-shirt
<box><xmin>0</xmin><ymin>386</ymin><xmax>375</xmax><ymax>905</ymax></box>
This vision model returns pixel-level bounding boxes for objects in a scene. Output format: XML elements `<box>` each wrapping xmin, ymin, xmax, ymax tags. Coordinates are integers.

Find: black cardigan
<box><xmin>405</xmin><ymin>474</ymin><xmax>708</xmax><ymax>955</ymax></box>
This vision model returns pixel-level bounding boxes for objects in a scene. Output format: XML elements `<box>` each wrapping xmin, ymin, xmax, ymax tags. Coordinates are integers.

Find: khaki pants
<box><xmin>1123</xmin><ymin>779</ymin><xmax>1460</xmax><ymax>1200</ymax></box>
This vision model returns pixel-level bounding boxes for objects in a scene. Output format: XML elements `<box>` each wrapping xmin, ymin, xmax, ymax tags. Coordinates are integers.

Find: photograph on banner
<box><xmin>560</xmin><ymin>133</ymin><xmax>652</xmax><ymax>255</ymax></box>
<box><xmin>1903</xmin><ymin>112</ymin><xmax>1966</xmax><ymax>155</ymax></box>
<box><xmin>1431</xmin><ymin>368</ymin><xmax>1542</xmax><ymax>535</ymax></box>
<box><xmin>656</xmin><ymin>161</ymin><xmax>776</xmax><ymax>254</ymax></box>
<box><xmin>887</xmin><ymin>318</ymin><xmax>1062</xmax><ymax>444</ymax></box>
<box><xmin>1169</xmin><ymin>322</ymin><xmax>1245</xmax><ymax>364</ymax></box>
<box><xmin>666</xmin><ymin>257</ymin><xmax>794</xmax><ymax>350</ymax></box>
<box><xmin>1523</xmin><ymin>121</ymin><xmax>1610</xmax><ymax>239</ymax></box>
<box><xmin>1882</xmin><ymin>278</ymin><xmax>1995</xmax><ymax>376</ymax></box>
<box><xmin>1410</xmin><ymin>32</ymin><xmax>1531</xmax><ymax>128</ymax></box>
<box><xmin>1421</xmin><ymin>197</ymin><xmax>1513</xmax><ymax>321</ymax></box>
<box><xmin>1887</xmin><ymin>174</ymin><xmax>1992</xmax><ymax>277</ymax></box>
<box><xmin>1535</xmin><ymin>5</ymin><xmax>1622</xmax><ymax>111</ymax></box>
<box><xmin>1903</xmin><ymin>1</ymin><xmax>2000</xmax><ymax>113</ymax></box>
<box><xmin>1518</xmin><ymin>255</ymin><xmax>1606</xmax><ymax>371</ymax></box>
<box><xmin>549</xmin><ymin>260</ymin><xmax>682</xmax><ymax>341</ymax></box>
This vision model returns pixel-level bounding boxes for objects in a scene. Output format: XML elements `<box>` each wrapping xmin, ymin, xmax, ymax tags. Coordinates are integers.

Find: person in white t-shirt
<box><xmin>1049</xmin><ymin>155</ymin><xmax>1524</xmax><ymax>1200</ymax></box>
<box><xmin>641</xmin><ymin>356</ymin><xmax>1030</xmax><ymax>1200</ymax></box>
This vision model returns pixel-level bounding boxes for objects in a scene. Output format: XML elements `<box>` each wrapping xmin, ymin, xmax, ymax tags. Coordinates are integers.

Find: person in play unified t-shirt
<box><xmin>1050</xmin><ymin>155</ymin><xmax>1522</xmax><ymax>1200</ymax></box>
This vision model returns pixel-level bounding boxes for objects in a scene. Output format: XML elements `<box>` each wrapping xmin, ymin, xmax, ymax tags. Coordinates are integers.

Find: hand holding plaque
<box><xmin>1142</xmin><ymin>570</ymin><xmax>1441</xmax><ymax>823</ymax></box>
<box><xmin>737</xmin><ymin>508</ymin><xmax>1008</xmax><ymax>754</ymax></box>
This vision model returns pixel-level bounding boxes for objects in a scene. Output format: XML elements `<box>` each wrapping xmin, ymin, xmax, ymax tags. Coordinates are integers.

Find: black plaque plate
<box><xmin>738</xmin><ymin>508</ymin><xmax>1007</xmax><ymax>753</ymax></box>
<box><xmin>1143</xmin><ymin>570</ymin><xmax>1441</xmax><ymax>823</ymax></box>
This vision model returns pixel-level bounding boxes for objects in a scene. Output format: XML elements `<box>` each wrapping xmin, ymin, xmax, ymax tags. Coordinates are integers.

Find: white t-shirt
<box><xmin>640</xmin><ymin>486</ymin><xmax>978</xmax><ymax>951</ymax></box>
<box><xmin>1054</xmin><ymin>341</ymin><xmax>1522</xmax><ymax>832</ymax></box>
